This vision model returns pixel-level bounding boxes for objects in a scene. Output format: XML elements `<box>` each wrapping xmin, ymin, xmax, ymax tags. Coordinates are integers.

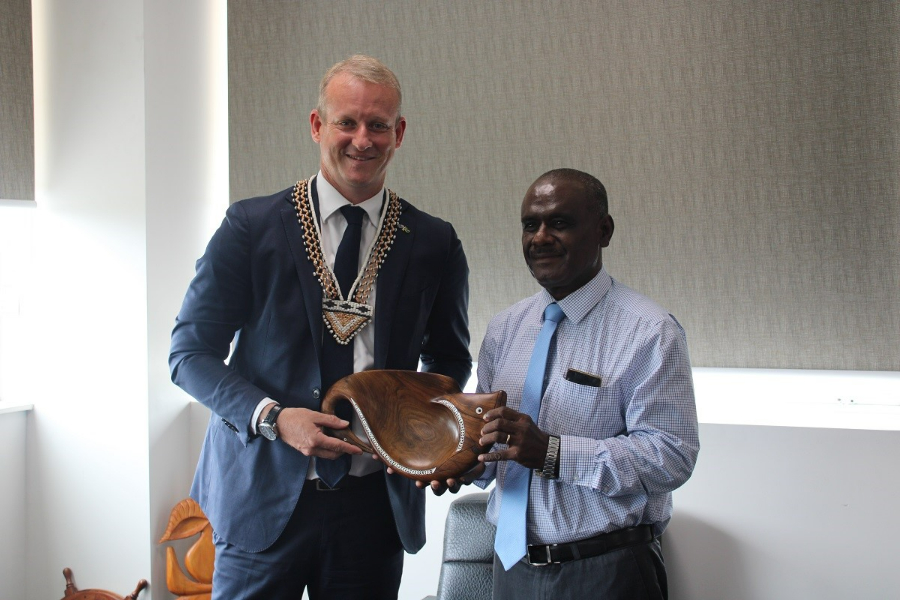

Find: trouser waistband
<box><xmin>305</xmin><ymin>471</ymin><xmax>383</xmax><ymax>492</ymax></box>
<box><xmin>525</xmin><ymin>525</ymin><xmax>654</xmax><ymax>566</ymax></box>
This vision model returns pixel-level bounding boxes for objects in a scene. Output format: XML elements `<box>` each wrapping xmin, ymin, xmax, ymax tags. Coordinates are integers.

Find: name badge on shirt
<box><xmin>565</xmin><ymin>368</ymin><xmax>603</xmax><ymax>387</ymax></box>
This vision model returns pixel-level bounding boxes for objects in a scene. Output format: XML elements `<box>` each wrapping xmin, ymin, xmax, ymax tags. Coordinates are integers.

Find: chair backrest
<box><xmin>61</xmin><ymin>567</ymin><xmax>147</xmax><ymax>600</ymax></box>
<box><xmin>434</xmin><ymin>492</ymin><xmax>496</xmax><ymax>600</ymax></box>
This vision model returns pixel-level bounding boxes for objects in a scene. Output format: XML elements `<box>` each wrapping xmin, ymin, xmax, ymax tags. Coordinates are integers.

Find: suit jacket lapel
<box><xmin>280</xmin><ymin>189</ymin><xmax>324</xmax><ymax>367</ymax></box>
<box><xmin>374</xmin><ymin>199</ymin><xmax>414</xmax><ymax>368</ymax></box>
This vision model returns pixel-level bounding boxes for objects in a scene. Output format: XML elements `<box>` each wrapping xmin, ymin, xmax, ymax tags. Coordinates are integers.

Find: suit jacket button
<box><xmin>312</xmin><ymin>387</ymin><xmax>321</xmax><ymax>399</ymax></box>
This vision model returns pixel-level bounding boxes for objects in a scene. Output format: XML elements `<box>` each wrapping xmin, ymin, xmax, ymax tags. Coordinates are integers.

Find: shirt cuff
<box><xmin>559</xmin><ymin>434</ymin><xmax>602</xmax><ymax>486</ymax></box>
<box><xmin>473</xmin><ymin>461</ymin><xmax>497</xmax><ymax>488</ymax></box>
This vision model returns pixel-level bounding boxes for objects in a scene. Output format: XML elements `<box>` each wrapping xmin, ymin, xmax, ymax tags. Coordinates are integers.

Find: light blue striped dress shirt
<box><xmin>476</xmin><ymin>267</ymin><xmax>700</xmax><ymax>545</ymax></box>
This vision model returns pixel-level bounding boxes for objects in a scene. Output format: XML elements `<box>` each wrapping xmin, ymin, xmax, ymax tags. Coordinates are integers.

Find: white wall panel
<box><xmin>668</xmin><ymin>423</ymin><xmax>900</xmax><ymax>599</ymax></box>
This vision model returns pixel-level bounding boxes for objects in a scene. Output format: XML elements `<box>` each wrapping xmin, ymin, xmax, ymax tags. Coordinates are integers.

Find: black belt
<box><xmin>525</xmin><ymin>525</ymin><xmax>654</xmax><ymax>566</ymax></box>
<box><xmin>306</xmin><ymin>471</ymin><xmax>383</xmax><ymax>492</ymax></box>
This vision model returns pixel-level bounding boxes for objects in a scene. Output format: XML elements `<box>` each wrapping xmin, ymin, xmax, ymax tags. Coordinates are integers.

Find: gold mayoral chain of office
<box><xmin>292</xmin><ymin>178</ymin><xmax>401</xmax><ymax>345</ymax></box>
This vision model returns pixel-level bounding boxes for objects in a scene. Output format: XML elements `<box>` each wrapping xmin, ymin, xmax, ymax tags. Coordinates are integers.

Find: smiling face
<box><xmin>521</xmin><ymin>176</ymin><xmax>614</xmax><ymax>300</ymax></box>
<box><xmin>310</xmin><ymin>73</ymin><xmax>406</xmax><ymax>204</ymax></box>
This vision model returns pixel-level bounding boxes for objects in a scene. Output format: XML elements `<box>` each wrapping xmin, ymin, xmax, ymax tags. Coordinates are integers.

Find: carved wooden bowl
<box><xmin>321</xmin><ymin>370</ymin><xmax>506</xmax><ymax>482</ymax></box>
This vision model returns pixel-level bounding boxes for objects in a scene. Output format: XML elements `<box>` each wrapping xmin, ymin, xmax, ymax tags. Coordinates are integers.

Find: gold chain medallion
<box><xmin>292</xmin><ymin>178</ymin><xmax>400</xmax><ymax>345</ymax></box>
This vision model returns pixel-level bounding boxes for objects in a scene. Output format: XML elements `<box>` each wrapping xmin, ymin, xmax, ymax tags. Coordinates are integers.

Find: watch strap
<box><xmin>535</xmin><ymin>434</ymin><xmax>560</xmax><ymax>479</ymax></box>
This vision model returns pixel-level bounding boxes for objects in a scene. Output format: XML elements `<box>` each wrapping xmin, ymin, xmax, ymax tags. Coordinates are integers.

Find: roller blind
<box><xmin>0</xmin><ymin>0</ymin><xmax>35</xmax><ymax>201</ymax></box>
<box><xmin>227</xmin><ymin>0</ymin><xmax>899</xmax><ymax>370</ymax></box>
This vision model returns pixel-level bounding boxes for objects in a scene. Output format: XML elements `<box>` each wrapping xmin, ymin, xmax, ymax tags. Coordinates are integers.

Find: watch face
<box><xmin>259</xmin><ymin>404</ymin><xmax>282</xmax><ymax>440</ymax></box>
<box><xmin>259</xmin><ymin>423</ymin><xmax>277</xmax><ymax>441</ymax></box>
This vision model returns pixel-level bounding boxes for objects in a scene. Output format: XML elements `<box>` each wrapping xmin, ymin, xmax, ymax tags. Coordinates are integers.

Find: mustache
<box><xmin>527</xmin><ymin>247</ymin><xmax>563</xmax><ymax>258</ymax></box>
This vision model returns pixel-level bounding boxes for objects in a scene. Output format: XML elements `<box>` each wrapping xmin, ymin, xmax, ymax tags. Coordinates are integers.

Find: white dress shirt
<box><xmin>476</xmin><ymin>268</ymin><xmax>699</xmax><ymax>544</ymax></box>
<box><xmin>253</xmin><ymin>172</ymin><xmax>385</xmax><ymax>477</ymax></box>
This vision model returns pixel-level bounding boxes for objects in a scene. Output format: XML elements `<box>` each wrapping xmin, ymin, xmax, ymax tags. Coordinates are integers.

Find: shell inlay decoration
<box><xmin>348</xmin><ymin>398</ymin><xmax>466</xmax><ymax>475</ymax></box>
<box><xmin>351</xmin><ymin>398</ymin><xmax>438</xmax><ymax>476</ymax></box>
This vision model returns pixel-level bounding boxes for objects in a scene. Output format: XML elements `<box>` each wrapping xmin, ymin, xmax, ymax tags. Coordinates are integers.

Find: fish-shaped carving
<box><xmin>322</xmin><ymin>370</ymin><xmax>506</xmax><ymax>482</ymax></box>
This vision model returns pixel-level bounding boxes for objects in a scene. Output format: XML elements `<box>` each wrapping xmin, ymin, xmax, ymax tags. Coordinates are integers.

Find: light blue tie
<box><xmin>494</xmin><ymin>302</ymin><xmax>565</xmax><ymax>570</ymax></box>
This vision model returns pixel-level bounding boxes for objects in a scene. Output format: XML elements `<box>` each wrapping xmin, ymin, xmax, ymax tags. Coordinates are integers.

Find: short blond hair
<box><xmin>317</xmin><ymin>55</ymin><xmax>402</xmax><ymax>123</ymax></box>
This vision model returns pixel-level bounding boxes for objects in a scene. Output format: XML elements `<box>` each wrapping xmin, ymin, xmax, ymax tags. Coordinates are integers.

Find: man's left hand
<box><xmin>478</xmin><ymin>406</ymin><xmax>549</xmax><ymax>469</ymax></box>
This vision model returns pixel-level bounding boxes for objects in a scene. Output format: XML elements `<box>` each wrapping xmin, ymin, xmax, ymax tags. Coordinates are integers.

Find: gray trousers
<box><xmin>492</xmin><ymin>538</ymin><xmax>667</xmax><ymax>600</ymax></box>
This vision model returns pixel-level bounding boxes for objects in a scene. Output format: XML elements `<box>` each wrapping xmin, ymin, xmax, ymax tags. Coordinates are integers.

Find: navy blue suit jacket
<box><xmin>169</xmin><ymin>185</ymin><xmax>471</xmax><ymax>553</ymax></box>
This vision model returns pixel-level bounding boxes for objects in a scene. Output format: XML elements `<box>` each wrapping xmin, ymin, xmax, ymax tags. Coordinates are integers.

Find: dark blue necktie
<box><xmin>317</xmin><ymin>204</ymin><xmax>366</xmax><ymax>488</ymax></box>
<box><xmin>494</xmin><ymin>302</ymin><xmax>565</xmax><ymax>570</ymax></box>
<box><xmin>332</xmin><ymin>205</ymin><xmax>366</xmax><ymax>298</ymax></box>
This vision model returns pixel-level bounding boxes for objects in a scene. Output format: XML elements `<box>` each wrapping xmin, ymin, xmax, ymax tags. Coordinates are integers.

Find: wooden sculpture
<box><xmin>321</xmin><ymin>370</ymin><xmax>506</xmax><ymax>482</ymax></box>
<box><xmin>158</xmin><ymin>498</ymin><xmax>214</xmax><ymax>600</ymax></box>
<box><xmin>61</xmin><ymin>567</ymin><xmax>147</xmax><ymax>600</ymax></box>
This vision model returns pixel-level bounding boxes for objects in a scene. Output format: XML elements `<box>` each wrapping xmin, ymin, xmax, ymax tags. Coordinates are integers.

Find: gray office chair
<box><xmin>424</xmin><ymin>492</ymin><xmax>496</xmax><ymax>600</ymax></box>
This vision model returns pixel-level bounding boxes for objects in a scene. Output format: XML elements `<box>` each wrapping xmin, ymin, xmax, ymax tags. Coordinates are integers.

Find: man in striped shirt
<box><xmin>472</xmin><ymin>168</ymin><xmax>700</xmax><ymax>600</ymax></box>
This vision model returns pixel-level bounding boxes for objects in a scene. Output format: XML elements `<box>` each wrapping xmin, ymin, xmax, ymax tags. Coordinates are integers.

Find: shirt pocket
<box><xmin>542</xmin><ymin>378</ymin><xmax>624</xmax><ymax>438</ymax></box>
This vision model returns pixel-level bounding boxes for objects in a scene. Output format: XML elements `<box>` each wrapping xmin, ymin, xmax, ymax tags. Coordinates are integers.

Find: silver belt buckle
<box><xmin>527</xmin><ymin>544</ymin><xmax>557</xmax><ymax>567</ymax></box>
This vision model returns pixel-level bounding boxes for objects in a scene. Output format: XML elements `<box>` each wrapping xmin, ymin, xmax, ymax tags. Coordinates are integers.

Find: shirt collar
<box><xmin>539</xmin><ymin>267</ymin><xmax>612</xmax><ymax>325</ymax></box>
<box><xmin>315</xmin><ymin>171</ymin><xmax>384</xmax><ymax>226</ymax></box>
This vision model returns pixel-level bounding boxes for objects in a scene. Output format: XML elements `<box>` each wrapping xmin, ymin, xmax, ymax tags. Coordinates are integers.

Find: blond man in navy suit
<box><xmin>170</xmin><ymin>55</ymin><xmax>471</xmax><ymax>600</ymax></box>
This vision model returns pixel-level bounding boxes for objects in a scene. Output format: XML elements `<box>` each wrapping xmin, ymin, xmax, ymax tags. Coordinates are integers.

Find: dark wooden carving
<box><xmin>61</xmin><ymin>568</ymin><xmax>147</xmax><ymax>600</ymax></box>
<box><xmin>322</xmin><ymin>370</ymin><xmax>506</xmax><ymax>482</ymax></box>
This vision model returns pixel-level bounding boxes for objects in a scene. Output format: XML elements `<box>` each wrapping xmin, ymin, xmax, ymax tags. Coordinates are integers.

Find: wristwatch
<box><xmin>535</xmin><ymin>434</ymin><xmax>560</xmax><ymax>479</ymax></box>
<box><xmin>258</xmin><ymin>404</ymin><xmax>283</xmax><ymax>441</ymax></box>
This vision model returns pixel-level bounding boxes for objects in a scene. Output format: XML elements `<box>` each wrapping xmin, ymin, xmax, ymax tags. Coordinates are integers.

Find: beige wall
<box><xmin>227</xmin><ymin>0</ymin><xmax>899</xmax><ymax>370</ymax></box>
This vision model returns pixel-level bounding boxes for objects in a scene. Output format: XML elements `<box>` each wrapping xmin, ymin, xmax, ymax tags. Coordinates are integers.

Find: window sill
<box><xmin>0</xmin><ymin>402</ymin><xmax>34</xmax><ymax>416</ymax></box>
<box><xmin>694</xmin><ymin>368</ymin><xmax>900</xmax><ymax>431</ymax></box>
